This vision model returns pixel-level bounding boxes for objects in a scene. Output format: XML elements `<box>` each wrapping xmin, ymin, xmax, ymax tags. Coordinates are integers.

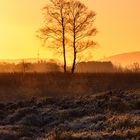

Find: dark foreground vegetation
<box><xmin>0</xmin><ymin>90</ymin><xmax>140</xmax><ymax>139</ymax></box>
<box><xmin>0</xmin><ymin>73</ymin><xmax>139</xmax><ymax>101</ymax></box>
<box><xmin>0</xmin><ymin>73</ymin><xmax>140</xmax><ymax>139</ymax></box>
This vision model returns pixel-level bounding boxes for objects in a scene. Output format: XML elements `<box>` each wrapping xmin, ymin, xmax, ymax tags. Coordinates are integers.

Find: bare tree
<box><xmin>132</xmin><ymin>62</ymin><xmax>140</xmax><ymax>73</ymax></box>
<box><xmin>38</xmin><ymin>0</ymin><xmax>68</xmax><ymax>72</ymax></box>
<box><xmin>67</xmin><ymin>0</ymin><xmax>97</xmax><ymax>73</ymax></box>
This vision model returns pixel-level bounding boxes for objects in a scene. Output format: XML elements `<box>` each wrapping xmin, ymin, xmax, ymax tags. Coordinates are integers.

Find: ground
<box><xmin>0</xmin><ymin>89</ymin><xmax>140</xmax><ymax>140</ymax></box>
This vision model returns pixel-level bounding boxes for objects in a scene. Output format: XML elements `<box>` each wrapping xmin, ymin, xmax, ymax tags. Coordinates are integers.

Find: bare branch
<box><xmin>76</xmin><ymin>41</ymin><xmax>96</xmax><ymax>53</ymax></box>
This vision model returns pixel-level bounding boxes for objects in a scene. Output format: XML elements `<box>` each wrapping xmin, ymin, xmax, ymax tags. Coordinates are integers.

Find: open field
<box><xmin>0</xmin><ymin>73</ymin><xmax>140</xmax><ymax>101</ymax></box>
<box><xmin>0</xmin><ymin>73</ymin><xmax>140</xmax><ymax>139</ymax></box>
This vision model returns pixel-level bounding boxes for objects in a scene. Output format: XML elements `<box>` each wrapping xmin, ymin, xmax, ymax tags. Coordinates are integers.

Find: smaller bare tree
<box><xmin>67</xmin><ymin>0</ymin><xmax>97</xmax><ymax>73</ymax></box>
<box><xmin>21</xmin><ymin>60</ymin><xmax>29</xmax><ymax>74</ymax></box>
<box><xmin>38</xmin><ymin>0</ymin><xmax>68</xmax><ymax>73</ymax></box>
<box><xmin>132</xmin><ymin>62</ymin><xmax>140</xmax><ymax>73</ymax></box>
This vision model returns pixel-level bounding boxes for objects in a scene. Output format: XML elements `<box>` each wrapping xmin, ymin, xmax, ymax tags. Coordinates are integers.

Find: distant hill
<box><xmin>100</xmin><ymin>51</ymin><xmax>140</xmax><ymax>66</ymax></box>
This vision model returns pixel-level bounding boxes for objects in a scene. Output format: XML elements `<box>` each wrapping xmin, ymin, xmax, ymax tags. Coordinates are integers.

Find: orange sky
<box><xmin>0</xmin><ymin>0</ymin><xmax>140</xmax><ymax>61</ymax></box>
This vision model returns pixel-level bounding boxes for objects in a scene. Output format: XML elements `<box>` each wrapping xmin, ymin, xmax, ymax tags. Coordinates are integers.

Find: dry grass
<box><xmin>0</xmin><ymin>73</ymin><xmax>140</xmax><ymax>101</ymax></box>
<box><xmin>0</xmin><ymin>73</ymin><xmax>139</xmax><ymax>139</ymax></box>
<box><xmin>0</xmin><ymin>89</ymin><xmax>140</xmax><ymax>140</ymax></box>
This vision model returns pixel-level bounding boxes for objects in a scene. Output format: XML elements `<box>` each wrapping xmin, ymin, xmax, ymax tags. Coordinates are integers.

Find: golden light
<box><xmin>0</xmin><ymin>0</ymin><xmax>139</xmax><ymax>61</ymax></box>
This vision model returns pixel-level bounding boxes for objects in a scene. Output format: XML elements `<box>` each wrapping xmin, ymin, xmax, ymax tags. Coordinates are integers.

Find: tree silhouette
<box><xmin>67</xmin><ymin>0</ymin><xmax>97</xmax><ymax>73</ymax></box>
<box><xmin>38</xmin><ymin>0</ymin><xmax>97</xmax><ymax>73</ymax></box>
<box><xmin>38</xmin><ymin>0</ymin><xmax>68</xmax><ymax>72</ymax></box>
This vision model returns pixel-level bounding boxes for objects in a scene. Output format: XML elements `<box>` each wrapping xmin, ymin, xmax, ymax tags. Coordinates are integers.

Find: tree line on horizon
<box><xmin>0</xmin><ymin>61</ymin><xmax>139</xmax><ymax>73</ymax></box>
<box><xmin>37</xmin><ymin>0</ymin><xmax>97</xmax><ymax>73</ymax></box>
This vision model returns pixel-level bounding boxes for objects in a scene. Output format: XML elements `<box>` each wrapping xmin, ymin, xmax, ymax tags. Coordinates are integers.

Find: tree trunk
<box><xmin>62</xmin><ymin>17</ymin><xmax>67</xmax><ymax>73</ymax></box>
<box><xmin>71</xmin><ymin>50</ymin><xmax>76</xmax><ymax>73</ymax></box>
<box><xmin>71</xmin><ymin>27</ymin><xmax>76</xmax><ymax>73</ymax></box>
<box><xmin>63</xmin><ymin>43</ymin><xmax>67</xmax><ymax>73</ymax></box>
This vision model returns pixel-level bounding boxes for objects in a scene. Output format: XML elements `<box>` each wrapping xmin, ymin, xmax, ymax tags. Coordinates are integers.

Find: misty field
<box><xmin>0</xmin><ymin>73</ymin><xmax>140</xmax><ymax>140</ymax></box>
<box><xmin>0</xmin><ymin>73</ymin><xmax>140</xmax><ymax>101</ymax></box>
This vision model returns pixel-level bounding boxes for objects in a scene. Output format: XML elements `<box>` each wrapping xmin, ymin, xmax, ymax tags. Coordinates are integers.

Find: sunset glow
<box><xmin>0</xmin><ymin>0</ymin><xmax>140</xmax><ymax>61</ymax></box>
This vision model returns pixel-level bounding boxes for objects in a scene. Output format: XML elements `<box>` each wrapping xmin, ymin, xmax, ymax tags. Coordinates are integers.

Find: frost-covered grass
<box><xmin>0</xmin><ymin>90</ymin><xmax>140</xmax><ymax>140</ymax></box>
